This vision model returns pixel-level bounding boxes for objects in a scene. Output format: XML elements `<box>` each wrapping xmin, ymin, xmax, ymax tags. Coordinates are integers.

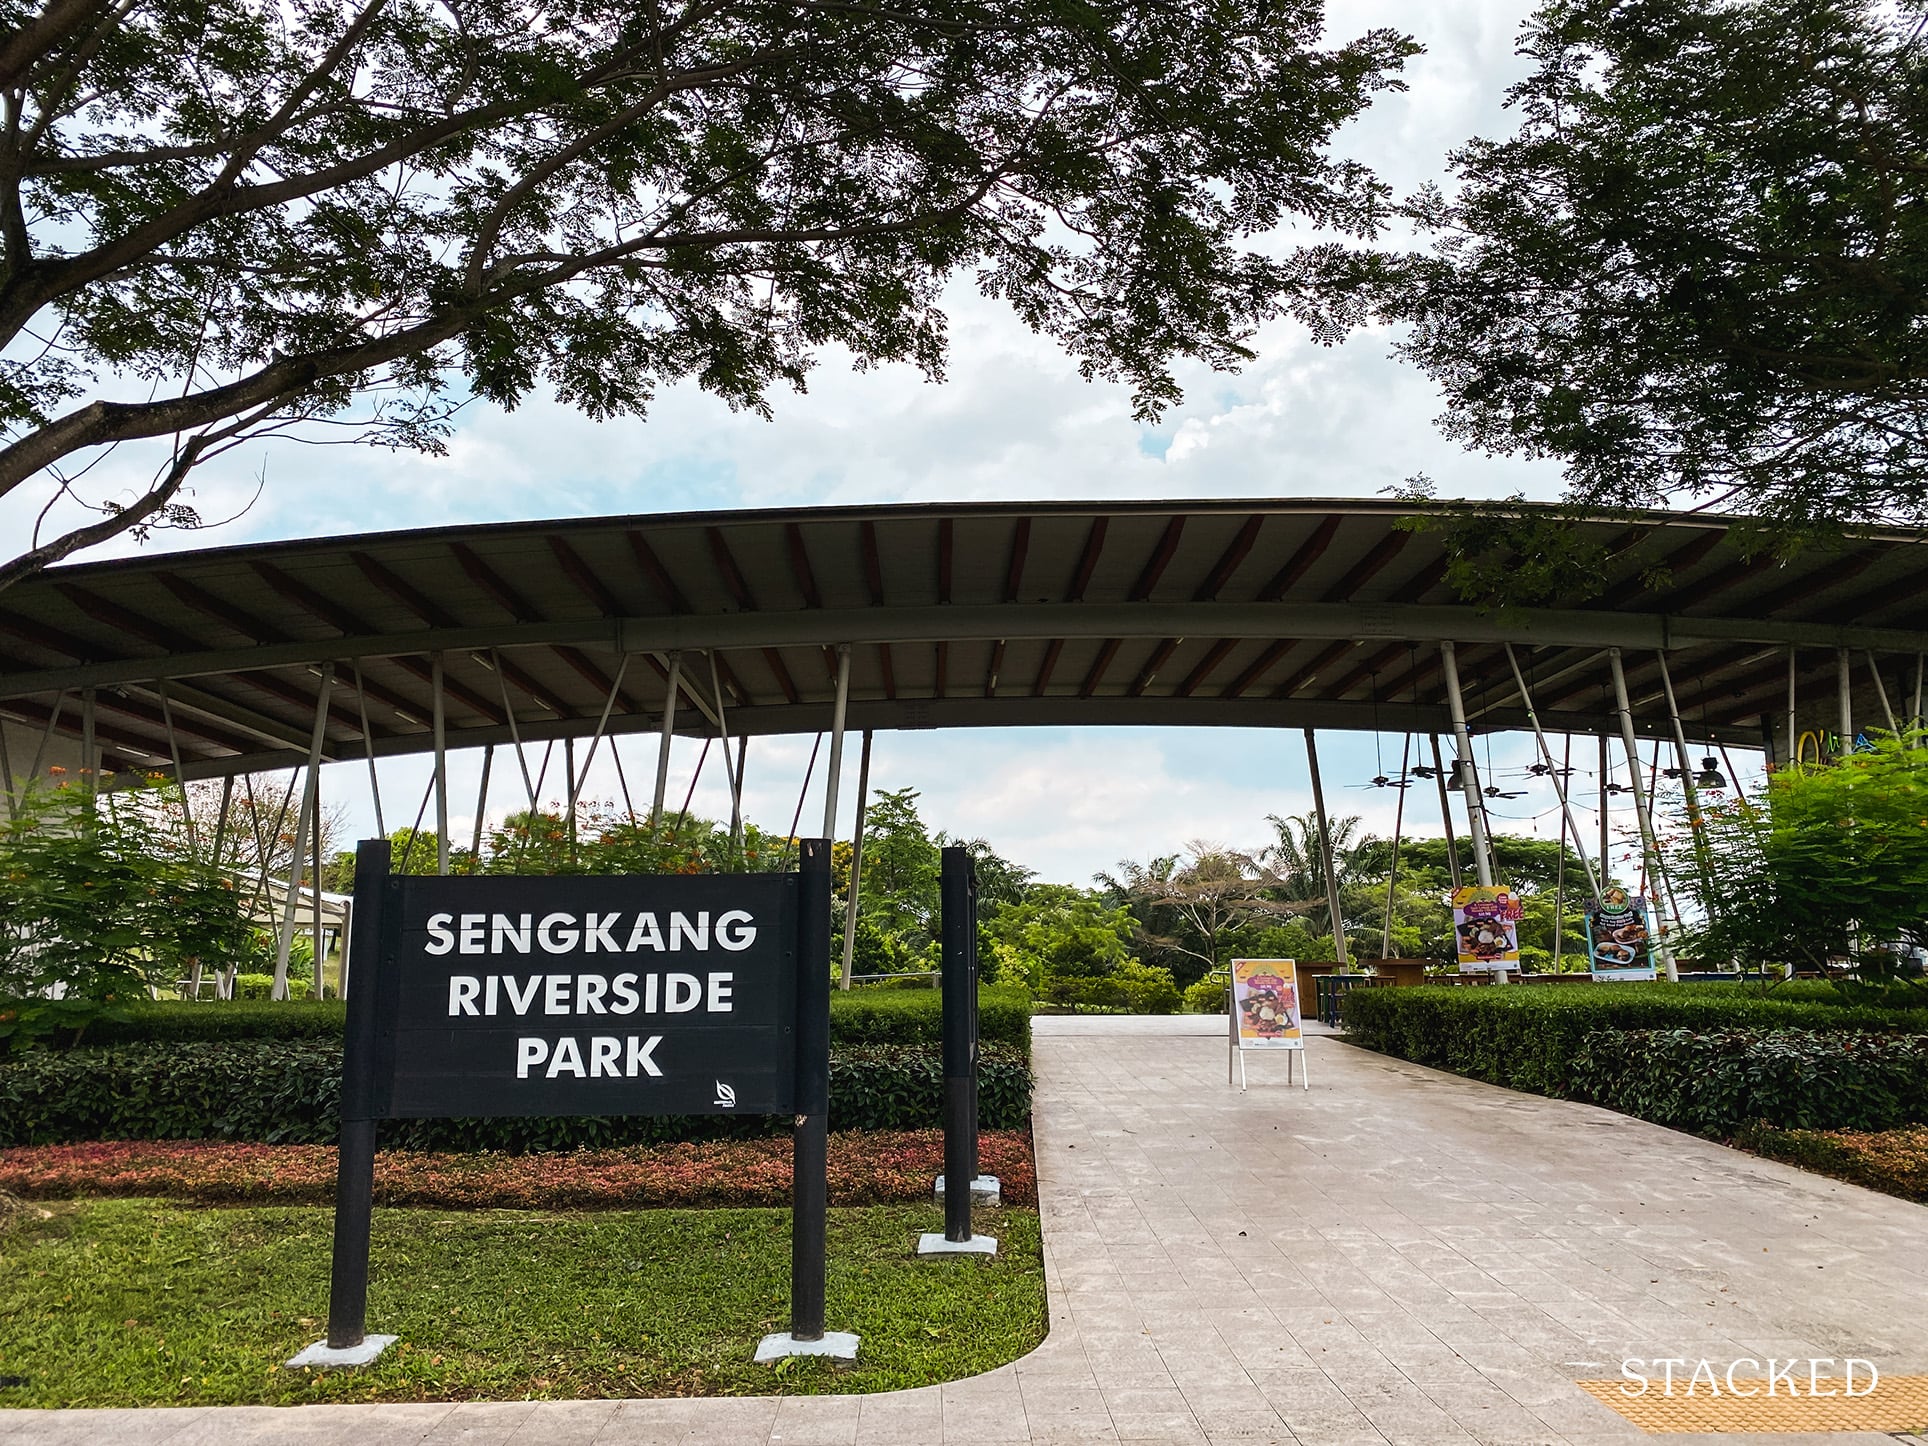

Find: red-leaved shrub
<box><xmin>0</xmin><ymin>1129</ymin><xmax>1036</xmax><ymax>1209</ymax></box>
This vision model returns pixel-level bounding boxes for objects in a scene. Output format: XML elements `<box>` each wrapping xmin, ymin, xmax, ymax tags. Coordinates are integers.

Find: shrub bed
<box><xmin>45</xmin><ymin>984</ymin><xmax>1032</xmax><ymax>1058</ymax></box>
<box><xmin>1037</xmin><ymin>962</ymin><xmax>1181</xmax><ymax>1015</ymax></box>
<box><xmin>0</xmin><ymin>1128</ymin><xmax>1038</xmax><ymax>1209</ymax></box>
<box><xmin>0</xmin><ymin>1041</ymin><xmax>1031</xmax><ymax>1148</ymax></box>
<box><xmin>1734</xmin><ymin>1123</ymin><xmax>1928</xmax><ymax>1204</ymax></box>
<box><xmin>1570</xmin><ymin>1028</ymin><xmax>1928</xmax><ymax>1135</ymax></box>
<box><xmin>1340</xmin><ymin>983</ymin><xmax>1925</xmax><ymax>1097</ymax></box>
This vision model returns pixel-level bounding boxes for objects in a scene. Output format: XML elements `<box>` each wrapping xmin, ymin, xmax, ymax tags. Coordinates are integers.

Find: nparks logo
<box><xmin>714</xmin><ymin>1080</ymin><xmax>736</xmax><ymax>1108</ymax></box>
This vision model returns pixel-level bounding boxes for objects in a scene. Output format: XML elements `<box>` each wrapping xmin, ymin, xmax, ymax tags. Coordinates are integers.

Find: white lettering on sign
<box><xmin>538</xmin><ymin>913</ymin><xmax>578</xmax><ymax>953</ymax></box>
<box><xmin>493</xmin><ymin>914</ymin><xmax>531</xmax><ymax>952</ymax></box>
<box><xmin>445</xmin><ymin>972</ymin><xmax>737</xmax><ymax>1018</ymax></box>
<box><xmin>625</xmin><ymin>914</ymin><xmax>665</xmax><ymax>951</ymax></box>
<box><xmin>715</xmin><ymin>910</ymin><xmax>755</xmax><ymax>950</ymax></box>
<box><xmin>429</xmin><ymin>910</ymin><xmax>760</xmax><ymax>955</ymax></box>
<box><xmin>666</xmin><ymin>972</ymin><xmax>701</xmax><ymax>1012</ymax></box>
<box><xmin>584</xmin><ymin>912</ymin><xmax>621</xmax><ymax>952</ymax></box>
<box><xmin>516</xmin><ymin>1035</ymin><xmax>664</xmax><ymax>1078</ymax></box>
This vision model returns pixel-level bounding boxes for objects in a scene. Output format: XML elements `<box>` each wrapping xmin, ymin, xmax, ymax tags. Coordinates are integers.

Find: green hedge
<box><xmin>0</xmin><ymin>1041</ymin><xmax>1031</xmax><ymax>1150</ymax></box>
<box><xmin>1340</xmin><ymin>983</ymin><xmax>1926</xmax><ymax>1098</ymax></box>
<box><xmin>49</xmin><ymin>984</ymin><xmax>1032</xmax><ymax>1059</ymax></box>
<box><xmin>1572</xmin><ymin>1029</ymin><xmax>1928</xmax><ymax>1135</ymax></box>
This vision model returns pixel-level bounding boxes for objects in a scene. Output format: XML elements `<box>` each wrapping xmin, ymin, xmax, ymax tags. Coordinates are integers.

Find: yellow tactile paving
<box><xmin>1578</xmin><ymin>1374</ymin><xmax>1928</xmax><ymax>1434</ymax></box>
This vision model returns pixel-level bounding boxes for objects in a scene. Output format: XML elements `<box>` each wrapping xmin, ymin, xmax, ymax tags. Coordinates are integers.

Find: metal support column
<box><xmin>275</xmin><ymin>664</ymin><xmax>335</xmax><ymax>1000</ymax></box>
<box><xmin>491</xmin><ymin>649</ymin><xmax>537</xmax><ymax>811</ymax></box>
<box><xmin>1303</xmin><ymin>729</ymin><xmax>1349</xmax><ymax>968</ymax></box>
<box><xmin>352</xmin><ymin>659</ymin><xmax>385</xmax><ymax>839</ymax></box>
<box><xmin>840</xmin><ymin>728</ymin><xmax>874</xmax><ymax>990</ymax></box>
<box><xmin>156</xmin><ymin>679</ymin><xmax>198</xmax><ymax>858</ymax></box>
<box><xmin>1838</xmin><ymin>648</ymin><xmax>1855</xmax><ymax>753</ymax></box>
<box><xmin>567</xmin><ymin>656</ymin><xmax>631</xmax><ymax>825</ymax></box>
<box><xmin>729</xmin><ymin>737</ymin><xmax>747</xmax><ymax>860</ymax></box>
<box><xmin>1428</xmin><ymin>734</ymin><xmax>1461</xmax><ymax>891</ymax></box>
<box><xmin>710</xmin><ymin>653</ymin><xmax>740</xmax><ymax>846</ymax></box>
<box><xmin>1439</xmin><ymin>642</ymin><xmax>1494</xmax><ymax>888</ymax></box>
<box><xmin>80</xmin><ymin>687</ymin><xmax>96</xmax><ymax>810</ymax></box>
<box><xmin>26</xmin><ymin>691</ymin><xmax>65</xmax><ymax>796</ymax></box>
<box><xmin>1607</xmin><ymin>649</ymin><xmax>1678</xmax><ymax>981</ymax></box>
<box><xmin>1504</xmin><ymin>644</ymin><xmax>1604</xmax><ymax>904</ymax></box>
<box><xmin>431</xmin><ymin>653</ymin><xmax>449</xmax><ymax>876</ymax></box>
<box><xmin>212</xmin><ymin>775</ymin><xmax>234</xmax><ymax>867</ymax></box>
<box><xmin>0</xmin><ymin>712</ymin><xmax>13</xmax><ymax>821</ymax></box>
<box><xmin>470</xmin><ymin>744</ymin><xmax>494</xmax><ymax>862</ymax></box>
<box><xmin>1379</xmin><ymin>733</ymin><xmax>1411</xmax><ymax>959</ymax></box>
<box><xmin>1655</xmin><ymin>651</ymin><xmax>1712</xmax><ymax>927</ymax></box>
<box><xmin>1786</xmin><ymin>648</ymin><xmax>1799</xmax><ymax>767</ymax></box>
<box><xmin>820</xmin><ymin>646</ymin><xmax>851</xmax><ymax>841</ymax></box>
<box><xmin>1866</xmin><ymin>653</ymin><xmax>1899</xmax><ymax>733</ymax></box>
<box><xmin>1599</xmin><ymin>732</ymin><xmax>1611</xmax><ymax>883</ymax></box>
<box><xmin>652</xmin><ymin>652</ymin><xmax>682</xmax><ymax>834</ymax></box>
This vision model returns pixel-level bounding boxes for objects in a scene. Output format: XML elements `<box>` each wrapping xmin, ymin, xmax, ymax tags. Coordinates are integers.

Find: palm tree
<box><xmin>1259</xmin><ymin>811</ymin><xmax>1365</xmax><ymax>936</ymax></box>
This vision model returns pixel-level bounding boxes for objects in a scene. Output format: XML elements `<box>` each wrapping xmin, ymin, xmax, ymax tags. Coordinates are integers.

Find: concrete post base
<box><xmin>933</xmin><ymin>1173</ymin><xmax>1001</xmax><ymax>1205</ymax></box>
<box><xmin>754</xmin><ymin>1330</ymin><xmax>860</xmax><ymax>1363</ymax></box>
<box><xmin>917</xmin><ymin>1232</ymin><xmax>998</xmax><ymax>1256</ymax></box>
<box><xmin>286</xmin><ymin>1335</ymin><xmax>397</xmax><ymax>1369</ymax></box>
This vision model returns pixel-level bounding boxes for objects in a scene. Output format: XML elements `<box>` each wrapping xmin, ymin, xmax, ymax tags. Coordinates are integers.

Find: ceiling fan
<box><xmin>1350</xmin><ymin>773</ymin><xmax>1414</xmax><ymax>790</ymax></box>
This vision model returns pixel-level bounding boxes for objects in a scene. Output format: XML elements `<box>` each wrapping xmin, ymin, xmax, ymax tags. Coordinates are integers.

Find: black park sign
<box><xmin>384</xmin><ymin>873</ymin><xmax>798</xmax><ymax>1118</ymax></box>
<box><xmin>313</xmin><ymin>837</ymin><xmax>835</xmax><ymax>1364</ymax></box>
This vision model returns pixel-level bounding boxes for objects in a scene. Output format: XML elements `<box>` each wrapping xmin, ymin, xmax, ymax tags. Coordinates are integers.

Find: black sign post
<box><xmin>757</xmin><ymin>837</ymin><xmax>850</xmax><ymax>1359</ymax></box>
<box><xmin>321</xmin><ymin>838</ymin><xmax>392</xmax><ymax>1360</ymax></box>
<box><xmin>290</xmin><ymin>838</ymin><xmax>850</xmax><ymax>1369</ymax></box>
<box><xmin>919</xmin><ymin>846</ymin><xmax>997</xmax><ymax>1256</ymax></box>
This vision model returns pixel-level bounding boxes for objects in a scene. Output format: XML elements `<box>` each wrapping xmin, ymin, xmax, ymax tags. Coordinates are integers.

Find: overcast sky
<box><xmin>13</xmin><ymin>1</ymin><xmax>1729</xmax><ymax>888</ymax></box>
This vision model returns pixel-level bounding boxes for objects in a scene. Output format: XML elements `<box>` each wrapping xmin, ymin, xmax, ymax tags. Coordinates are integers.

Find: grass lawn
<box><xmin>0</xmin><ymin>1200</ymin><xmax>1043</xmax><ymax>1406</ymax></box>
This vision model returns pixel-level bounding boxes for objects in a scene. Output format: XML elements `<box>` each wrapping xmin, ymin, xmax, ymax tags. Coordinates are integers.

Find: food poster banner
<box><xmin>1452</xmin><ymin>886</ymin><xmax>1523</xmax><ymax>971</ymax></box>
<box><xmin>1585</xmin><ymin>887</ymin><xmax>1658</xmax><ymax>980</ymax></box>
<box><xmin>1230</xmin><ymin>959</ymin><xmax>1302</xmax><ymax>1048</ymax></box>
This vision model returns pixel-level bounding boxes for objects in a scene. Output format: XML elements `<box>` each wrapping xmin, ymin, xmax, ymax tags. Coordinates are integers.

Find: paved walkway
<box><xmin>7</xmin><ymin>1019</ymin><xmax>1928</xmax><ymax>1444</ymax></box>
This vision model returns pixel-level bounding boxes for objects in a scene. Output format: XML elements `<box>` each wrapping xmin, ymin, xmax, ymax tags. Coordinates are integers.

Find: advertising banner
<box><xmin>1230</xmin><ymin>959</ymin><xmax>1303</xmax><ymax>1049</ymax></box>
<box><xmin>1452</xmin><ymin>886</ymin><xmax>1523</xmax><ymax>972</ymax></box>
<box><xmin>1585</xmin><ymin>886</ymin><xmax>1658</xmax><ymax>981</ymax></box>
<box><xmin>376</xmin><ymin>872</ymin><xmax>799</xmax><ymax>1119</ymax></box>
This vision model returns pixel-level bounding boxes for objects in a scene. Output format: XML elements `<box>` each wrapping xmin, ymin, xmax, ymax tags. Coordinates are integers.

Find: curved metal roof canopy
<box><xmin>1</xmin><ymin>499</ymin><xmax>1924</xmax><ymax>779</ymax></box>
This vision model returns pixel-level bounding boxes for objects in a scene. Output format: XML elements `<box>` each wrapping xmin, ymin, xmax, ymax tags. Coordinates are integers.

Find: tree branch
<box><xmin>0</xmin><ymin>434</ymin><xmax>205</xmax><ymax>591</ymax></box>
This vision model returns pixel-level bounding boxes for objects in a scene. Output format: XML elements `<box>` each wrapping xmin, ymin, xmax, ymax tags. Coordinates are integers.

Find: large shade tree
<box><xmin>0</xmin><ymin>0</ymin><xmax>1415</xmax><ymax>589</ymax></box>
<box><xmin>1396</xmin><ymin>0</ymin><xmax>1928</xmax><ymax>545</ymax></box>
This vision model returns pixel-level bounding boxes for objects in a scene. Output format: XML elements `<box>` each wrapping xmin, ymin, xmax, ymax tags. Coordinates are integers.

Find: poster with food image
<box><xmin>1585</xmin><ymin>887</ymin><xmax>1658</xmax><ymax>980</ymax></box>
<box><xmin>1451</xmin><ymin>886</ymin><xmax>1523</xmax><ymax>971</ymax></box>
<box><xmin>1230</xmin><ymin>959</ymin><xmax>1302</xmax><ymax>1048</ymax></box>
